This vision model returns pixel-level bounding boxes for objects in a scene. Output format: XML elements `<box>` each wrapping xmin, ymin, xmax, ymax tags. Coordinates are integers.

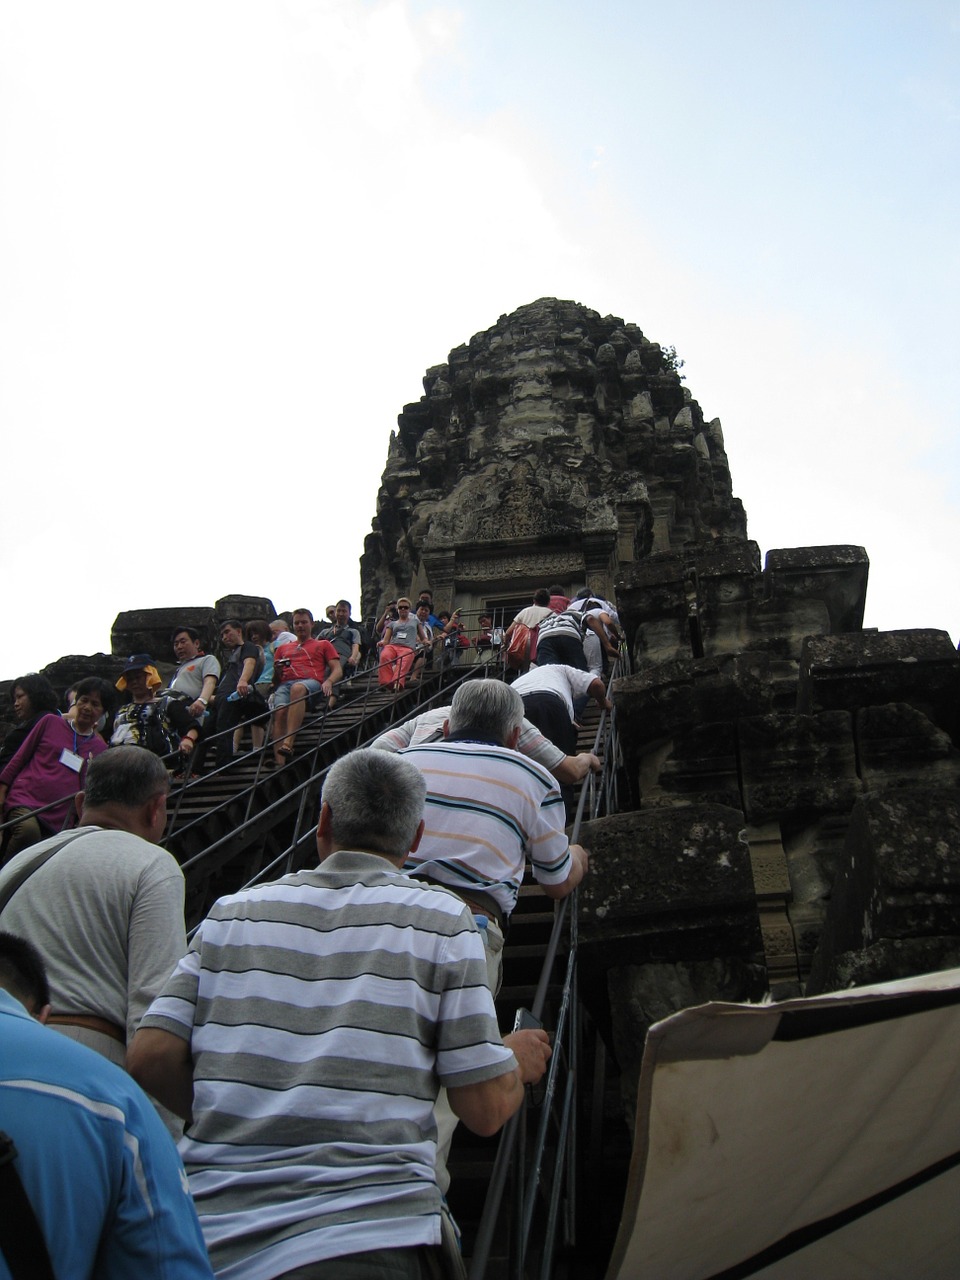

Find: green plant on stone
<box><xmin>661</xmin><ymin>345</ymin><xmax>686</xmax><ymax>378</ymax></box>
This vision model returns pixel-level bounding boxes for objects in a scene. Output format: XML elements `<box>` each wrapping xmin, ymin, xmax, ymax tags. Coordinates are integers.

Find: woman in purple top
<box><xmin>0</xmin><ymin>673</ymin><xmax>60</xmax><ymax>772</ymax></box>
<box><xmin>0</xmin><ymin>676</ymin><xmax>112</xmax><ymax>863</ymax></box>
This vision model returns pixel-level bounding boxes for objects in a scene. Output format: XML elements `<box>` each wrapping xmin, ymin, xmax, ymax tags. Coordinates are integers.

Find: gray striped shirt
<box><xmin>140</xmin><ymin>850</ymin><xmax>515</xmax><ymax>1279</ymax></box>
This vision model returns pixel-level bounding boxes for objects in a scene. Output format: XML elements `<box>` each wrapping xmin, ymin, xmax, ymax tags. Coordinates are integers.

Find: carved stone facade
<box><xmin>360</xmin><ymin>297</ymin><xmax>745</xmax><ymax>619</ymax></box>
<box><xmin>584</xmin><ymin>552</ymin><xmax>960</xmax><ymax>1123</ymax></box>
<box><xmin>359</xmin><ymin>298</ymin><xmax>960</xmax><ymax>1133</ymax></box>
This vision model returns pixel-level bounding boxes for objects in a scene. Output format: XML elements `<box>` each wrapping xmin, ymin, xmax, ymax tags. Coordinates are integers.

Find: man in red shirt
<box><xmin>270</xmin><ymin>610</ymin><xmax>341</xmax><ymax>765</ymax></box>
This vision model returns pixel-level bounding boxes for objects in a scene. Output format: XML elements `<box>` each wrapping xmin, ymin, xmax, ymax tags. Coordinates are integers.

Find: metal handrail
<box><xmin>162</xmin><ymin>651</ymin><xmax>494</xmax><ymax>845</ymax></box>
<box><xmin>0</xmin><ymin>789</ymin><xmax>82</xmax><ymax>835</ymax></box>
<box><xmin>173</xmin><ymin>661</ymin><xmax>494</xmax><ymax>891</ymax></box>
<box><xmin>178</xmin><ymin>663</ymin><xmax>499</xmax><ymax>940</ymax></box>
<box><xmin>468</xmin><ymin>651</ymin><xmax>625</xmax><ymax>1280</ymax></box>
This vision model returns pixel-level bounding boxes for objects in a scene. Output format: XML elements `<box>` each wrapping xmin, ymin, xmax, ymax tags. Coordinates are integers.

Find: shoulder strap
<box><xmin>0</xmin><ymin>1132</ymin><xmax>56</xmax><ymax>1280</ymax></box>
<box><xmin>0</xmin><ymin>828</ymin><xmax>95</xmax><ymax>917</ymax></box>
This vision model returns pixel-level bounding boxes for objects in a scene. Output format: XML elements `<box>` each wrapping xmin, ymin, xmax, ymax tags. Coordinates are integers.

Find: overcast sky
<box><xmin>1</xmin><ymin>0</ymin><xmax>957</xmax><ymax>679</ymax></box>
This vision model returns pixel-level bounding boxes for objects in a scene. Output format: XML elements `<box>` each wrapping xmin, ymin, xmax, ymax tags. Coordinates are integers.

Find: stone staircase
<box><xmin>447</xmin><ymin>697</ymin><xmax>615</xmax><ymax>1275</ymax></box>
<box><xmin>157</xmin><ymin>667</ymin><xmax>620</xmax><ymax>1275</ymax></box>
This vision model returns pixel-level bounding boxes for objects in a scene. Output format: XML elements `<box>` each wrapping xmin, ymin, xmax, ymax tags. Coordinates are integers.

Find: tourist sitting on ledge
<box><xmin>0</xmin><ymin>674</ymin><xmax>60</xmax><ymax>773</ymax></box>
<box><xmin>271</xmin><ymin>610</ymin><xmax>341</xmax><ymax>764</ymax></box>
<box><xmin>209</xmin><ymin>621</ymin><xmax>266</xmax><ymax>769</ymax></box>
<box><xmin>259</xmin><ymin>618</ymin><xmax>295</xmax><ymax>704</ymax></box>
<box><xmin>317</xmin><ymin>600</ymin><xmax>363</xmax><ymax>707</ymax></box>
<box><xmin>436</xmin><ymin>609</ymin><xmax>470</xmax><ymax>674</ymax></box>
<box><xmin>168</xmin><ymin>627</ymin><xmax>220</xmax><ymax>721</ymax></box>
<box><xmin>408</xmin><ymin>601</ymin><xmax>436</xmax><ymax>683</ymax></box>
<box><xmin>0</xmin><ymin>677</ymin><xmax>113</xmax><ymax>862</ymax></box>
<box><xmin>374</xmin><ymin>600</ymin><xmax>399</xmax><ymax>640</ymax></box>
<box><xmin>416</xmin><ymin>589</ymin><xmax>441</xmax><ymax>629</ymax></box>
<box><xmin>236</xmin><ymin>620</ymin><xmax>274</xmax><ymax>755</ymax></box>
<box><xmin>111</xmin><ymin>654</ymin><xmax>200</xmax><ymax>774</ymax></box>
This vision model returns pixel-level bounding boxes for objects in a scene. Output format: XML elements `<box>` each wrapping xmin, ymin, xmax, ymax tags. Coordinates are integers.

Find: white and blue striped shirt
<box><xmin>401</xmin><ymin>738</ymin><xmax>572</xmax><ymax>918</ymax></box>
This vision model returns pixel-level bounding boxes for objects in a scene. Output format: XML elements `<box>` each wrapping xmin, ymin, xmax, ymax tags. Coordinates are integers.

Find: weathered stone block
<box><xmin>112</xmin><ymin>607</ymin><xmax>217</xmax><ymax>665</ymax></box>
<box><xmin>764</xmin><ymin>545</ymin><xmax>868</xmax><ymax>633</ymax></box>
<box><xmin>578</xmin><ymin>805</ymin><xmax>762</xmax><ymax>967</ymax></box>
<box><xmin>700</xmin><ymin>597</ymin><xmax>830</xmax><ymax>661</ymax></box>
<box><xmin>780</xmin><ymin>813</ymin><xmax>850</xmax><ymax>907</ymax></box>
<box><xmin>856</xmin><ymin>702</ymin><xmax>960</xmax><ymax>791</ymax></box>
<box><xmin>743</xmin><ymin>822</ymin><xmax>792</xmax><ymax>900</ymax></box>
<box><xmin>806</xmin><ymin>786</ymin><xmax>960</xmax><ymax>993</ymax></box>
<box><xmin>787</xmin><ymin>900</ymin><xmax>826</xmax><ymax>970</ymax></box>
<box><xmin>689</xmin><ymin>540</ymin><xmax>762</xmax><ymax>587</ymax></box>
<box><xmin>638</xmin><ymin>721</ymin><xmax>741</xmax><ymax>810</ymax></box>
<box><xmin>39</xmin><ymin>653</ymin><xmax>126</xmax><ymax>697</ymax></box>
<box><xmin>616</xmin><ymin>554</ymin><xmax>689</xmax><ymax>663</ymax></box>
<box><xmin>739</xmin><ymin>710</ymin><xmax>860</xmax><ymax>823</ymax></box>
<box><xmin>214</xmin><ymin>595</ymin><xmax>276</xmax><ymax>626</ymax></box>
<box><xmin>606</xmin><ymin>957</ymin><xmax>764</xmax><ymax>1130</ymax></box>
<box><xmin>757</xmin><ymin>903</ymin><xmax>801</xmax><ymax>989</ymax></box>
<box><xmin>808</xmin><ymin>938</ymin><xmax>960</xmax><ymax>993</ymax></box>
<box><xmin>798</xmin><ymin>629</ymin><xmax>960</xmax><ymax>739</ymax></box>
<box><xmin>612</xmin><ymin>653</ymin><xmax>778</xmax><ymax>749</ymax></box>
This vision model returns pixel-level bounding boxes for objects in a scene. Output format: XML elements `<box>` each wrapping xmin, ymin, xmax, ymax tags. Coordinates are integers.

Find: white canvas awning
<box><xmin>606</xmin><ymin>967</ymin><xmax>960</xmax><ymax>1279</ymax></box>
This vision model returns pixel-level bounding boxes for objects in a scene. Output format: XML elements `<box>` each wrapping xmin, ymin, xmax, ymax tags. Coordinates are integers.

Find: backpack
<box><xmin>536</xmin><ymin>607</ymin><xmax>587</xmax><ymax>641</ymax></box>
<box><xmin>139</xmin><ymin>701</ymin><xmax>180</xmax><ymax>758</ymax></box>
<box><xmin>505</xmin><ymin>622</ymin><xmax>535</xmax><ymax>671</ymax></box>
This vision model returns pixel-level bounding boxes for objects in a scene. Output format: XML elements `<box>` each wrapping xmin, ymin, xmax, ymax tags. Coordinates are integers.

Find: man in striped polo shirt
<box><xmin>400</xmin><ymin>680</ymin><xmax>591</xmax><ymax>997</ymax></box>
<box><xmin>128</xmin><ymin>750</ymin><xmax>549</xmax><ymax>1280</ymax></box>
<box><xmin>370</xmin><ymin>702</ymin><xmax>602</xmax><ymax>784</ymax></box>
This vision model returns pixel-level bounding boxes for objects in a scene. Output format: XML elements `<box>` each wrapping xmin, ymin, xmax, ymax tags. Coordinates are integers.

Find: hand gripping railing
<box><xmin>468</xmin><ymin>654</ymin><xmax>623</xmax><ymax>1280</ymax></box>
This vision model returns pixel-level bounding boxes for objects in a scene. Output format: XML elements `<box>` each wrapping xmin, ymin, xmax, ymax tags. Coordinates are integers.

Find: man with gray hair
<box><xmin>401</xmin><ymin>680</ymin><xmax>590</xmax><ymax>996</ymax></box>
<box><xmin>370</xmin><ymin>701</ymin><xmax>602</xmax><ymax>783</ymax></box>
<box><xmin>129</xmin><ymin>748</ymin><xmax>549</xmax><ymax>1280</ymax></box>
<box><xmin>0</xmin><ymin>748</ymin><xmax>186</xmax><ymax>1081</ymax></box>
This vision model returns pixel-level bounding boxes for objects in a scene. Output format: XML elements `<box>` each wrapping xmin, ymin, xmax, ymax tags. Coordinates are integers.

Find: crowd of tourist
<box><xmin>0</xmin><ymin>587</ymin><xmax>621</xmax><ymax>863</ymax></box>
<box><xmin>0</xmin><ymin>582</ymin><xmax>622</xmax><ymax>1276</ymax></box>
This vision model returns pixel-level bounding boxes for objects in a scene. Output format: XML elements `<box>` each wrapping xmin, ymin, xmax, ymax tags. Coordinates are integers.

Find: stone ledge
<box><xmin>798</xmin><ymin>629</ymin><xmax>960</xmax><ymax>737</ymax></box>
<box><xmin>578</xmin><ymin>805</ymin><xmax>761</xmax><ymax>965</ymax></box>
<box><xmin>763</xmin><ymin>545</ymin><xmax>868</xmax><ymax>634</ymax></box>
<box><xmin>807</xmin><ymin>785</ymin><xmax>960</xmax><ymax>993</ymax></box>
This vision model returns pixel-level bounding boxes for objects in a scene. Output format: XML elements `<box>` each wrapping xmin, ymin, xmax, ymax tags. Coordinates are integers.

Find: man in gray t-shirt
<box><xmin>317</xmin><ymin>599</ymin><xmax>363</xmax><ymax>707</ymax></box>
<box><xmin>0</xmin><ymin>748</ymin><xmax>186</xmax><ymax>1133</ymax></box>
<box><xmin>169</xmin><ymin>626</ymin><xmax>221</xmax><ymax>719</ymax></box>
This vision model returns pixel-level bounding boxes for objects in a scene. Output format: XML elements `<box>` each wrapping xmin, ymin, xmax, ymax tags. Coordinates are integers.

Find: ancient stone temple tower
<box><xmin>362</xmin><ymin>298</ymin><xmax>960</xmax><ymax>1118</ymax></box>
<box><xmin>360</xmin><ymin>297</ymin><xmax>746</xmax><ymax>619</ymax></box>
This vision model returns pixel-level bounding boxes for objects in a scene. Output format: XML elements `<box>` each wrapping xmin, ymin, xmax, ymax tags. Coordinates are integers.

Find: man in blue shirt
<box><xmin>0</xmin><ymin>942</ymin><xmax>212</xmax><ymax>1280</ymax></box>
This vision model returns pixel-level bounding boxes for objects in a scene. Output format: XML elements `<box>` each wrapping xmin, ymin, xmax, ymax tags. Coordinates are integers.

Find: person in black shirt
<box><xmin>211</xmin><ymin>620</ymin><xmax>265</xmax><ymax>767</ymax></box>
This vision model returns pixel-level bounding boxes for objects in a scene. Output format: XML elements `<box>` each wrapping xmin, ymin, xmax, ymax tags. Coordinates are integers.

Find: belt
<box><xmin>415</xmin><ymin>876</ymin><xmax>508</xmax><ymax>933</ymax></box>
<box><xmin>522</xmin><ymin>690</ymin><xmax>569</xmax><ymax>709</ymax></box>
<box><xmin>47</xmin><ymin>1013</ymin><xmax>125</xmax><ymax>1045</ymax></box>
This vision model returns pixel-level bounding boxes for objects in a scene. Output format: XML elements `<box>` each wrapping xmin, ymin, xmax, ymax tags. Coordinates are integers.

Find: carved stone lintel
<box><xmin>456</xmin><ymin>551</ymin><xmax>582</xmax><ymax>583</ymax></box>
